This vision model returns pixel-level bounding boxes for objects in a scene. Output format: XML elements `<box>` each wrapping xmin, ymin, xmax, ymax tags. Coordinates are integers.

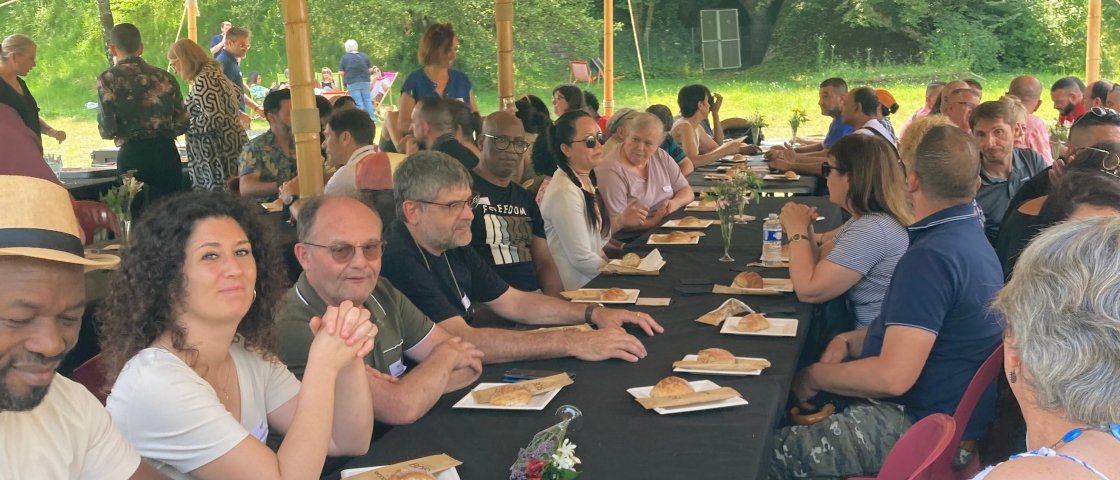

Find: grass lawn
<box><xmin>42</xmin><ymin>66</ymin><xmax>1067</xmax><ymax>169</ymax></box>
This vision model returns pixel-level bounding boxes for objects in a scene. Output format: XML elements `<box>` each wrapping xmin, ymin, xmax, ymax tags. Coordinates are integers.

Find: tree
<box><xmin>737</xmin><ymin>0</ymin><xmax>783</xmax><ymax>66</ymax></box>
<box><xmin>96</xmin><ymin>0</ymin><xmax>113</xmax><ymax>68</ymax></box>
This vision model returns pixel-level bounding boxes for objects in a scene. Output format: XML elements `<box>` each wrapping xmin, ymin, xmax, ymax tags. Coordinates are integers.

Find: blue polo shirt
<box><xmin>400</xmin><ymin>68</ymin><xmax>473</xmax><ymax>104</ymax></box>
<box><xmin>823</xmin><ymin>116</ymin><xmax>854</xmax><ymax>149</ymax></box>
<box><xmin>216</xmin><ymin>50</ymin><xmax>244</xmax><ymax>109</ymax></box>
<box><xmin>861</xmin><ymin>202</ymin><xmax>1004</xmax><ymax>439</ymax></box>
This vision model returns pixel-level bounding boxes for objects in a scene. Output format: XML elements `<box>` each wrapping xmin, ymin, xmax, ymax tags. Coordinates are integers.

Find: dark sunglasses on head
<box><xmin>567</xmin><ymin>133</ymin><xmax>607</xmax><ymax>149</ymax></box>
<box><xmin>302</xmin><ymin>240</ymin><xmax>388</xmax><ymax>264</ymax></box>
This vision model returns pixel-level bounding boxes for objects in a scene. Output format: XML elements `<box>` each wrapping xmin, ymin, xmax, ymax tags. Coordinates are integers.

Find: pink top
<box><xmin>1018</xmin><ymin>114</ymin><xmax>1053</xmax><ymax>165</ymax></box>
<box><xmin>898</xmin><ymin>105</ymin><xmax>932</xmax><ymax>142</ymax></box>
<box><xmin>0</xmin><ymin>104</ymin><xmax>59</xmax><ymax>185</ymax></box>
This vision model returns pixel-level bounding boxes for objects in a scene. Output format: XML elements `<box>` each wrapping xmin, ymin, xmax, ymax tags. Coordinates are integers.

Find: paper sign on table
<box><xmin>345</xmin><ymin>454</ymin><xmax>462</xmax><ymax>480</ymax></box>
<box><xmin>672</xmin><ymin>358</ymin><xmax>771</xmax><ymax>372</ymax></box>
<box><xmin>470</xmin><ymin>373</ymin><xmax>573</xmax><ymax>404</ymax></box>
<box><xmin>635</xmin><ymin>297</ymin><xmax>672</xmax><ymax>306</ymax></box>
<box><xmin>635</xmin><ymin>386</ymin><xmax>742</xmax><ymax>409</ymax></box>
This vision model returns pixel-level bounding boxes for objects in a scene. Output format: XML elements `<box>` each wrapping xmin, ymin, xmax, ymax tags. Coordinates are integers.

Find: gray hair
<box><xmin>622</xmin><ymin>112</ymin><xmax>665</xmax><ymax>138</ymax></box>
<box><xmin>1</xmin><ymin>34</ymin><xmax>35</xmax><ymax>62</ymax></box>
<box><xmin>344</xmin><ymin>39</ymin><xmax>358</xmax><ymax>53</ymax></box>
<box><xmin>604</xmin><ymin>108</ymin><xmax>637</xmax><ymax>139</ymax></box>
<box><xmin>393</xmin><ymin>151</ymin><xmax>472</xmax><ymax>220</ymax></box>
<box><xmin>995</xmin><ymin>215</ymin><xmax>1120</xmax><ymax>426</ymax></box>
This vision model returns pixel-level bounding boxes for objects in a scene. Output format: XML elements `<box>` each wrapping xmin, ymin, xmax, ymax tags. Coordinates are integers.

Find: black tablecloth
<box><xmin>337</xmin><ymin>196</ymin><xmax>842</xmax><ymax>479</ymax></box>
<box><xmin>690</xmin><ymin>155</ymin><xmax>818</xmax><ymax>196</ymax></box>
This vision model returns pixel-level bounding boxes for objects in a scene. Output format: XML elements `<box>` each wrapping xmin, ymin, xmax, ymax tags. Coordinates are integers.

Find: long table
<box><xmin>337</xmin><ymin>196</ymin><xmax>841</xmax><ymax>479</ymax></box>
<box><xmin>690</xmin><ymin>155</ymin><xmax>818</xmax><ymax>196</ymax></box>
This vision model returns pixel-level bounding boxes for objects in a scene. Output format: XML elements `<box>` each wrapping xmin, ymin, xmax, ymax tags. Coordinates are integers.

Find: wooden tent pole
<box><xmin>625</xmin><ymin>0</ymin><xmax>649</xmax><ymax>105</ymax></box>
<box><xmin>496</xmin><ymin>0</ymin><xmax>516</xmax><ymax>111</ymax></box>
<box><xmin>186</xmin><ymin>0</ymin><xmax>198</xmax><ymax>42</ymax></box>
<box><xmin>281</xmin><ymin>0</ymin><xmax>324</xmax><ymax>197</ymax></box>
<box><xmin>603</xmin><ymin>0</ymin><xmax>614</xmax><ymax>116</ymax></box>
<box><xmin>1086</xmin><ymin>0</ymin><xmax>1102</xmax><ymax>84</ymax></box>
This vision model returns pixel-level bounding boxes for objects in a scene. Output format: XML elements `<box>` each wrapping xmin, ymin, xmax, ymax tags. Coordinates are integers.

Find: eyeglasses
<box><xmin>567</xmin><ymin>133</ymin><xmax>607</xmax><ymax>149</ymax></box>
<box><xmin>1082</xmin><ymin>147</ymin><xmax>1120</xmax><ymax>179</ymax></box>
<box><xmin>482</xmin><ymin>134</ymin><xmax>530</xmax><ymax>154</ymax></box>
<box><xmin>415</xmin><ymin>193</ymin><xmax>481</xmax><ymax>214</ymax></box>
<box><xmin>302</xmin><ymin>240</ymin><xmax>388</xmax><ymax>263</ymax></box>
<box><xmin>820</xmin><ymin>162</ymin><xmax>847</xmax><ymax>176</ymax></box>
<box><xmin>1087</xmin><ymin>107</ymin><xmax>1120</xmax><ymax>118</ymax></box>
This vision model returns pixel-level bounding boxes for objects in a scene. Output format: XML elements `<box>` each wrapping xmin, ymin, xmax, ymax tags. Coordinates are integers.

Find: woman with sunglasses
<box><xmin>99</xmin><ymin>192</ymin><xmax>376</xmax><ymax>479</ymax></box>
<box><xmin>597</xmin><ymin>112</ymin><xmax>694</xmax><ymax>240</ymax></box>
<box><xmin>996</xmin><ymin>143</ymin><xmax>1120</xmax><ymax>278</ymax></box>
<box><xmin>540</xmin><ymin>111</ymin><xmax>644</xmax><ymax>289</ymax></box>
<box><xmin>779</xmin><ymin>134</ymin><xmax>912</xmax><ymax>332</ymax></box>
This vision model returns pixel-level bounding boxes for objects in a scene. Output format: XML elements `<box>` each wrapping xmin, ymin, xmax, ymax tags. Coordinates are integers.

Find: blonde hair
<box><xmin>167</xmin><ymin>38</ymin><xmax>218</xmax><ymax>82</ymax></box>
<box><xmin>0</xmin><ymin>34</ymin><xmax>35</xmax><ymax>62</ymax></box>
<box><xmin>899</xmin><ymin>114</ymin><xmax>955</xmax><ymax>174</ymax></box>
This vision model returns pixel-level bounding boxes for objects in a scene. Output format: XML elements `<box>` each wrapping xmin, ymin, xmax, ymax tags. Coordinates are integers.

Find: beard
<box><xmin>1060</xmin><ymin>102</ymin><xmax>1076</xmax><ymax>116</ymax></box>
<box><xmin>0</xmin><ymin>361</ymin><xmax>52</xmax><ymax>412</ymax></box>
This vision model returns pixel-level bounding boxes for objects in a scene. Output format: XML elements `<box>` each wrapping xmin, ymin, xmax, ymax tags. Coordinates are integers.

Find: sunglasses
<box><xmin>1082</xmin><ymin>147</ymin><xmax>1120</xmax><ymax>179</ymax></box>
<box><xmin>1087</xmin><ymin>106</ymin><xmax>1120</xmax><ymax>119</ymax></box>
<box><xmin>567</xmin><ymin>133</ymin><xmax>607</xmax><ymax>149</ymax></box>
<box><xmin>303</xmin><ymin>240</ymin><xmax>387</xmax><ymax>263</ymax></box>
<box><xmin>482</xmin><ymin>134</ymin><xmax>531</xmax><ymax>154</ymax></box>
<box><xmin>820</xmin><ymin>162</ymin><xmax>846</xmax><ymax>176</ymax></box>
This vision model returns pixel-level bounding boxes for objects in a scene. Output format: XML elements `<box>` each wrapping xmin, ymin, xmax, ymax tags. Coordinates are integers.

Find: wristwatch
<box><xmin>789</xmin><ymin>233</ymin><xmax>809</xmax><ymax>243</ymax></box>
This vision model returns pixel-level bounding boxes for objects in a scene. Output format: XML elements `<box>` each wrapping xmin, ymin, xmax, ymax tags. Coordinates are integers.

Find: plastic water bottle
<box><xmin>761</xmin><ymin>213</ymin><xmax>783</xmax><ymax>266</ymax></box>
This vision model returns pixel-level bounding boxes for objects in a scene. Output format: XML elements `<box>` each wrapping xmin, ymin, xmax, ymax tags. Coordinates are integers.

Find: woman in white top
<box><xmin>99</xmin><ymin>192</ymin><xmax>377</xmax><ymax>479</ymax></box>
<box><xmin>975</xmin><ymin>216</ymin><xmax>1120</xmax><ymax>480</ymax></box>
<box><xmin>540</xmin><ymin>110</ymin><xmax>643</xmax><ymax>289</ymax></box>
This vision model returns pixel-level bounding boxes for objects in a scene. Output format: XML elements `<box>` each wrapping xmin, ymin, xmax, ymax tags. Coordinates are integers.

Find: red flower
<box><xmin>526</xmin><ymin>458</ymin><xmax>545</xmax><ymax>480</ymax></box>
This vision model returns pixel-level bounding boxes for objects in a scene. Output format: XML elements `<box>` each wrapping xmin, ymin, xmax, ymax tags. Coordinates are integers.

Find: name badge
<box><xmin>462</xmin><ymin>294</ymin><xmax>472</xmax><ymax>311</ymax></box>
<box><xmin>662</xmin><ymin>185</ymin><xmax>673</xmax><ymax>193</ymax></box>
<box><xmin>250</xmin><ymin>418</ymin><xmax>269</xmax><ymax>442</ymax></box>
<box><xmin>389</xmin><ymin>359</ymin><xmax>407</xmax><ymax>378</ymax></box>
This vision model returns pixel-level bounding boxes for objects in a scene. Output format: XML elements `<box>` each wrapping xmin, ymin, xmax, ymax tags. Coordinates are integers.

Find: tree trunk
<box><xmin>642</xmin><ymin>2</ymin><xmax>655</xmax><ymax>56</ymax></box>
<box><xmin>96</xmin><ymin>0</ymin><xmax>114</xmax><ymax>68</ymax></box>
<box><xmin>738</xmin><ymin>0</ymin><xmax>784</xmax><ymax>66</ymax></box>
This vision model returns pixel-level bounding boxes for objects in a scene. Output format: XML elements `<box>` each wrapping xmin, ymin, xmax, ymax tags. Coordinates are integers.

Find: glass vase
<box><xmin>718</xmin><ymin>209</ymin><xmax>734</xmax><ymax>262</ymax></box>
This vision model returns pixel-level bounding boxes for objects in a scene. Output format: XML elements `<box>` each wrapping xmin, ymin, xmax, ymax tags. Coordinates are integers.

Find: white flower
<box><xmin>551</xmin><ymin>439</ymin><xmax>581</xmax><ymax>470</ymax></box>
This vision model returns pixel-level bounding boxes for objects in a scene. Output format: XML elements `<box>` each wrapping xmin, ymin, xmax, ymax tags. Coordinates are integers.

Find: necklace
<box><xmin>205</xmin><ymin>356</ymin><xmax>235</xmax><ymax>402</ymax></box>
<box><xmin>1049</xmin><ymin>424</ymin><xmax>1120</xmax><ymax>451</ymax></box>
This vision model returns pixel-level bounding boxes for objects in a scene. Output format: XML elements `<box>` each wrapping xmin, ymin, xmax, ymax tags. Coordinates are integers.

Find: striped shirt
<box><xmin>826</xmin><ymin>213</ymin><xmax>909</xmax><ymax>329</ymax></box>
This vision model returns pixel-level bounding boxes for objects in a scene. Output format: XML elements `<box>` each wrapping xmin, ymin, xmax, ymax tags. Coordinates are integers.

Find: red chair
<box><xmin>71</xmin><ymin>354</ymin><xmax>108</xmax><ymax>405</ymax></box>
<box><xmin>71</xmin><ymin>200</ymin><xmax>121</xmax><ymax>245</ymax></box>
<box><xmin>849</xmin><ymin>413</ymin><xmax>956</xmax><ymax>480</ymax></box>
<box><xmin>932</xmin><ymin>344</ymin><xmax>1006</xmax><ymax>479</ymax></box>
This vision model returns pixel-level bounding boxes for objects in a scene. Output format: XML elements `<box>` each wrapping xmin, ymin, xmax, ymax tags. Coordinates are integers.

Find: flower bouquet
<box><xmin>510</xmin><ymin>416</ymin><xmax>580</xmax><ymax>480</ymax></box>
<box><xmin>99</xmin><ymin>171</ymin><xmax>144</xmax><ymax>242</ymax></box>
<box><xmin>1049</xmin><ymin>120</ymin><xmax>1072</xmax><ymax>163</ymax></box>
<box><xmin>747</xmin><ymin>113</ymin><xmax>768</xmax><ymax>146</ymax></box>
<box><xmin>731</xmin><ymin>170</ymin><xmax>765</xmax><ymax>223</ymax></box>
<box><xmin>788</xmin><ymin>108</ymin><xmax>809</xmax><ymax>143</ymax></box>
<box><xmin>705</xmin><ymin>183</ymin><xmax>740</xmax><ymax>262</ymax></box>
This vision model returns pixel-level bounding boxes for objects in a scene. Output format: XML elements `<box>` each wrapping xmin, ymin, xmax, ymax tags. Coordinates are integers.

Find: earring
<box><xmin>252</xmin><ymin>289</ymin><xmax>257</xmax><ymax>301</ymax></box>
<box><xmin>1009</xmin><ymin>370</ymin><xmax>1017</xmax><ymax>384</ymax></box>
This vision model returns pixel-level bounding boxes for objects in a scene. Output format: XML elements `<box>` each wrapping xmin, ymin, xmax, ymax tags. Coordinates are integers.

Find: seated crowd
<box><xmin>3</xmin><ymin>19</ymin><xmax>1120</xmax><ymax>480</ymax></box>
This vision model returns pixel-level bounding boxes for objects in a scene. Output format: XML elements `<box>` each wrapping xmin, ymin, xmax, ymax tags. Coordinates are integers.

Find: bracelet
<box><xmin>584</xmin><ymin>304</ymin><xmax>598</xmax><ymax>324</ymax></box>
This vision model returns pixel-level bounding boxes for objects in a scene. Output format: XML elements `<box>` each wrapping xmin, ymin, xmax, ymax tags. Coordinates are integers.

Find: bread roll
<box><xmin>697</xmin><ymin>347</ymin><xmax>735</xmax><ymax>364</ymax></box>
<box><xmin>600</xmin><ymin>287</ymin><xmax>629</xmax><ymax>301</ymax></box>
<box><xmin>733</xmin><ymin>271</ymin><xmax>765</xmax><ymax>289</ymax></box>
<box><xmin>388</xmin><ymin>471</ymin><xmax>437</xmax><ymax>480</ymax></box>
<box><xmin>733</xmin><ymin>154</ymin><xmax>745</xmax><ymax>161</ymax></box>
<box><xmin>678</xmin><ymin>216</ymin><xmax>703</xmax><ymax>227</ymax></box>
<box><xmin>650</xmin><ymin>376</ymin><xmax>695</xmax><ymax>397</ymax></box>
<box><xmin>620</xmin><ymin>252</ymin><xmax>642</xmax><ymax>267</ymax></box>
<box><xmin>489</xmin><ymin>384</ymin><xmax>532</xmax><ymax>406</ymax></box>
<box><xmin>784</xmin><ymin>170</ymin><xmax>798</xmax><ymax>180</ymax></box>
<box><xmin>667</xmin><ymin>231</ymin><xmax>694</xmax><ymax>243</ymax></box>
<box><xmin>736</xmin><ymin>312</ymin><xmax>770</xmax><ymax>332</ymax></box>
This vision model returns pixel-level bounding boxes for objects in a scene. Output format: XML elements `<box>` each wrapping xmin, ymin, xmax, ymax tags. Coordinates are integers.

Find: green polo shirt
<box><xmin>276</xmin><ymin>273</ymin><xmax>436</xmax><ymax>379</ymax></box>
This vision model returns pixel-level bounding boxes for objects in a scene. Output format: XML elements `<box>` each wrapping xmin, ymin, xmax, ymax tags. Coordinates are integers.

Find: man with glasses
<box><xmin>412</xmin><ymin>97</ymin><xmax>479</xmax><ymax>169</ymax></box>
<box><xmin>383</xmin><ymin>151</ymin><xmax>663</xmax><ymax>354</ymax></box>
<box><xmin>217</xmin><ymin>26</ymin><xmax>264</xmax><ymax>119</ymax></box>
<box><xmin>971</xmin><ymin>96</ymin><xmax>1048</xmax><ymax>244</ymax></box>
<box><xmin>942</xmin><ymin>87</ymin><xmax>981</xmax><ymax>134</ymax></box>
<box><xmin>471</xmin><ymin>112</ymin><xmax>564</xmax><ymax>295</ymax></box>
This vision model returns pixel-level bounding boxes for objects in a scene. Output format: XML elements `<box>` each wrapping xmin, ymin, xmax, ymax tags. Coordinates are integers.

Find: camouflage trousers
<box><xmin>769</xmin><ymin>399</ymin><xmax>912</xmax><ymax>479</ymax></box>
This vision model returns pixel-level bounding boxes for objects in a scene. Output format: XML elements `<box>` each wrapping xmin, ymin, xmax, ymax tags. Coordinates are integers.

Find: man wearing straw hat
<box><xmin>0</xmin><ymin>175</ymin><xmax>163</xmax><ymax>478</ymax></box>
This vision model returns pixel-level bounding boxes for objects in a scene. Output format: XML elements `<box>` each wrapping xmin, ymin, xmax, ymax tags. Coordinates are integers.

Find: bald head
<box><xmin>914</xmin><ymin>125</ymin><xmax>982</xmax><ymax>203</ymax></box>
<box><xmin>479</xmin><ymin>111</ymin><xmax>527</xmax><ymax>181</ymax></box>
<box><xmin>941</xmin><ymin>80</ymin><xmax>970</xmax><ymax>105</ymax></box>
<box><xmin>482</xmin><ymin>110</ymin><xmax>522</xmax><ymax>135</ymax></box>
<box><xmin>1009</xmin><ymin>75</ymin><xmax>1043</xmax><ymax>111</ymax></box>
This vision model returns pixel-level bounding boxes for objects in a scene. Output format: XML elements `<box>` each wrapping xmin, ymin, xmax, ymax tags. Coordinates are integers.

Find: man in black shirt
<box><xmin>411</xmin><ymin>97</ymin><xmax>480</xmax><ymax>169</ymax></box>
<box><xmin>382</xmin><ymin>151</ymin><xmax>664</xmax><ymax>363</ymax></box>
<box><xmin>471</xmin><ymin>112</ymin><xmax>564</xmax><ymax>295</ymax></box>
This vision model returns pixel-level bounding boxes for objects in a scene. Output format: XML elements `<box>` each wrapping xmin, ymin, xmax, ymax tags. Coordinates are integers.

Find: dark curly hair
<box><xmin>98</xmin><ymin>191</ymin><xmax>288</xmax><ymax>386</ymax></box>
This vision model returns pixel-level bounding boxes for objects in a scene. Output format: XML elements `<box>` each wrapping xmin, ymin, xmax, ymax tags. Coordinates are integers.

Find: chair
<box><xmin>71</xmin><ymin>354</ymin><xmax>109</xmax><ymax>405</ymax></box>
<box><xmin>569</xmin><ymin>60</ymin><xmax>596</xmax><ymax>86</ymax></box>
<box><xmin>72</xmin><ymin>200</ymin><xmax>121</xmax><ymax>245</ymax></box>
<box><xmin>931</xmin><ymin>344</ymin><xmax>1006</xmax><ymax>479</ymax></box>
<box><xmin>849</xmin><ymin>413</ymin><xmax>956</xmax><ymax>480</ymax></box>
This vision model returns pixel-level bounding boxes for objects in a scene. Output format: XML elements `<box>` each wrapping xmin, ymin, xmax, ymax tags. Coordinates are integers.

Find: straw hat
<box><xmin>0</xmin><ymin>175</ymin><xmax>119</xmax><ymax>268</ymax></box>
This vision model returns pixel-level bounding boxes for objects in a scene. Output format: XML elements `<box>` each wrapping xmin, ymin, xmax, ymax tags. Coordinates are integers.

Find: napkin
<box><xmin>695</xmin><ymin>298</ymin><xmax>752</xmax><ymax>325</ymax></box>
